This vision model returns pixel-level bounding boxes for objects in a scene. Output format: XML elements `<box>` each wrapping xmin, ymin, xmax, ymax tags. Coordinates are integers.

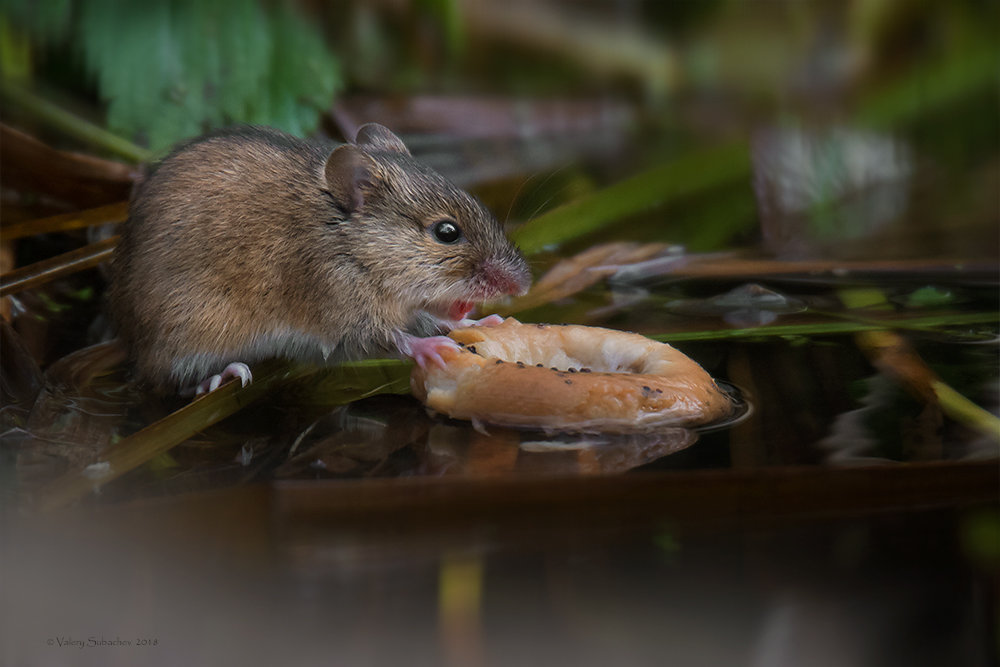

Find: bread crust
<box><xmin>411</xmin><ymin>319</ymin><xmax>735</xmax><ymax>432</ymax></box>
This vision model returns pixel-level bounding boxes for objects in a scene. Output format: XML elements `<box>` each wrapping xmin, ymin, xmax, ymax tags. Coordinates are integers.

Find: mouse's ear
<box><xmin>324</xmin><ymin>144</ymin><xmax>379</xmax><ymax>214</ymax></box>
<box><xmin>354</xmin><ymin>123</ymin><xmax>411</xmax><ymax>155</ymax></box>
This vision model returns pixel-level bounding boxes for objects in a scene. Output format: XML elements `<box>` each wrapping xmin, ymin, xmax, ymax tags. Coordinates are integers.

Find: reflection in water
<box><xmin>278</xmin><ymin>400</ymin><xmax>706</xmax><ymax>479</ymax></box>
<box><xmin>8</xmin><ymin>340</ymin><xmax>135</xmax><ymax>489</ymax></box>
<box><xmin>817</xmin><ymin>375</ymin><xmax>895</xmax><ymax>465</ymax></box>
<box><xmin>276</xmin><ymin>399</ymin><xmax>430</xmax><ymax>479</ymax></box>
<box><xmin>275</xmin><ymin>383</ymin><xmax>752</xmax><ymax>480</ymax></box>
<box><xmin>665</xmin><ymin>283</ymin><xmax>807</xmax><ymax>328</ymax></box>
<box><xmin>430</xmin><ymin>424</ymin><xmax>698</xmax><ymax>476</ymax></box>
<box><xmin>9</xmin><ymin>362</ymin><xmax>752</xmax><ymax>505</ymax></box>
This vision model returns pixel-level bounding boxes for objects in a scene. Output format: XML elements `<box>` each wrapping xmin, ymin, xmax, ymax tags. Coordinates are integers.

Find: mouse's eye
<box><xmin>431</xmin><ymin>219</ymin><xmax>462</xmax><ymax>244</ymax></box>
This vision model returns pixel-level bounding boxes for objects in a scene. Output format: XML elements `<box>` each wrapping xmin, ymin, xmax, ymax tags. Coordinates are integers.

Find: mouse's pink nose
<box><xmin>482</xmin><ymin>259</ymin><xmax>531</xmax><ymax>297</ymax></box>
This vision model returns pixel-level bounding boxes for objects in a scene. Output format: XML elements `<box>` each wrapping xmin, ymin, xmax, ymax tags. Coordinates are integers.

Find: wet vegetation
<box><xmin>2</xmin><ymin>1</ymin><xmax>998</xmax><ymax>664</ymax></box>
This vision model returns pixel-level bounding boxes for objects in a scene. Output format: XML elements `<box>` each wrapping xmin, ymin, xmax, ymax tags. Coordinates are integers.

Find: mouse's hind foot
<box><xmin>190</xmin><ymin>362</ymin><xmax>253</xmax><ymax>396</ymax></box>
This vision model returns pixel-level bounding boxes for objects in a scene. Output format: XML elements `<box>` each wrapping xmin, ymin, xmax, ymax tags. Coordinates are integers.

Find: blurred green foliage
<box><xmin>1</xmin><ymin>0</ymin><xmax>341</xmax><ymax>152</ymax></box>
<box><xmin>415</xmin><ymin>0</ymin><xmax>464</xmax><ymax>59</ymax></box>
<box><xmin>961</xmin><ymin>509</ymin><xmax>1000</xmax><ymax>567</ymax></box>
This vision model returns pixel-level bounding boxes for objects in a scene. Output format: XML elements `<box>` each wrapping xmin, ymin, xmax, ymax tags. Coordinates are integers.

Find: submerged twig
<box><xmin>839</xmin><ymin>289</ymin><xmax>1000</xmax><ymax>443</ymax></box>
<box><xmin>854</xmin><ymin>327</ymin><xmax>1000</xmax><ymax>443</ymax></box>
<box><xmin>931</xmin><ymin>382</ymin><xmax>1000</xmax><ymax>438</ymax></box>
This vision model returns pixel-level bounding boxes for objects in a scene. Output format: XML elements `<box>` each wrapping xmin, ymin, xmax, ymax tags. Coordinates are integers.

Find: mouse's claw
<box><xmin>470</xmin><ymin>314</ymin><xmax>505</xmax><ymax>327</ymax></box>
<box><xmin>452</xmin><ymin>313</ymin><xmax>505</xmax><ymax>329</ymax></box>
<box><xmin>402</xmin><ymin>335</ymin><xmax>461</xmax><ymax>369</ymax></box>
<box><xmin>194</xmin><ymin>362</ymin><xmax>253</xmax><ymax>396</ymax></box>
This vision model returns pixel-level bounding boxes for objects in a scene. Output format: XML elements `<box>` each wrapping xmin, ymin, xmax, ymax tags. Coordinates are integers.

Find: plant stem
<box><xmin>0</xmin><ymin>80</ymin><xmax>151</xmax><ymax>163</ymax></box>
<box><xmin>652</xmin><ymin>312</ymin><xmax>997</xmax><ymax>342</ymax></box>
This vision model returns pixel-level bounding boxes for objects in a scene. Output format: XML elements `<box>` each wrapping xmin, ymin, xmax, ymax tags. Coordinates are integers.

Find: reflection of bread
<box><xmin>411</xmin><ymin>319</ymin><xmax>736</xmax><ymax>433</ymax></box>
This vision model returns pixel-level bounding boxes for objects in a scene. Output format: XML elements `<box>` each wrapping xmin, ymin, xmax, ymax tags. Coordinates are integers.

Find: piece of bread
<box><xmin>411</xmin><ymin>319</ymin><xmax>736</xmax><ymax>432</ymax></box>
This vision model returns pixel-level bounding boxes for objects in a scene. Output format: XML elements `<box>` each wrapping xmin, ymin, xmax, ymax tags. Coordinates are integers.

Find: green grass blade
<box><xmin>652</xmin><ymin>312</ymin><xmax>997</xmax><ymax>342</ymax></box>
<box><xmin>0</xmin><ymin>80</ymin><xmax>151</xmax><ymax>162</ymax></box>
<box><xmin>511</xmin><ymin>141</ymin><xmax>751</xmax><ymax>255</ymax></box>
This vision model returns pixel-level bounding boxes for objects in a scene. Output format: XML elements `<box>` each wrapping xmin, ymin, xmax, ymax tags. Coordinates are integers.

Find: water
<box><xmin>6</xmin><ymin>266</ymin><xmax>995</xmax><ymax>665</ymax></box>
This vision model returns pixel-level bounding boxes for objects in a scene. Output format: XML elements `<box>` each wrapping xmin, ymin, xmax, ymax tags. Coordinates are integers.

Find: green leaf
<box><xmin>905</xmin><ymin>286</ymin><xmax>955</xmax><ymax>308</ymax></box>
<box><xmin>0</xmin><ymin>0</ymin><xmax>73</xmax><ymax>43</ymax></box>
<box><xmin>66</xmin><ymin>0</ymin><xmax>342</xmax><ymax>152</ymax></box>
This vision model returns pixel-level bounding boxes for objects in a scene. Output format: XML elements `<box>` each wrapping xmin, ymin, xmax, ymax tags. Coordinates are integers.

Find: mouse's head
<box><xmin>324</xmin><ymin>123</ymin><xmax>531</xmax><ymax>319</ymax></box>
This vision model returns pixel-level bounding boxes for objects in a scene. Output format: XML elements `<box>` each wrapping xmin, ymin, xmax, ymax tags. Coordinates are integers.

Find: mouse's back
<box><xmin>110</xmin><ymin>127</ymin><xmax>336</xmax><ymax>388</ymax></box>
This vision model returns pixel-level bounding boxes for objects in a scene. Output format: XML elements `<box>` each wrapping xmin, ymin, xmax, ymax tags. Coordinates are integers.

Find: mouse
<box><xmin>109</xmin><ymin>123</ymin><xmax>531</xmax><ymax>394</ymax></box>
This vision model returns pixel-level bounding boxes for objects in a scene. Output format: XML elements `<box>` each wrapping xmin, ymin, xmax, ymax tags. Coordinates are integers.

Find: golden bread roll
<box><xmin>411</xmin><ymin>319</ymin><xmax>736</xmax><ymax>432</ymax></box>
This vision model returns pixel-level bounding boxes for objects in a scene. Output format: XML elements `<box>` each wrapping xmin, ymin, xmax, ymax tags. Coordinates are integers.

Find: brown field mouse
<box><xmin>109</xmin><ymin>124</ymin><xmax>531</xmax><ymax>394</ymax></box>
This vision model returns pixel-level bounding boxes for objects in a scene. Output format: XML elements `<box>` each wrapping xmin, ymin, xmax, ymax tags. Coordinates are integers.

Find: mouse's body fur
<box><xmin>110</xmin><ymin>124</ymin><xmax>530</xmax><ymax>392</ymax></box>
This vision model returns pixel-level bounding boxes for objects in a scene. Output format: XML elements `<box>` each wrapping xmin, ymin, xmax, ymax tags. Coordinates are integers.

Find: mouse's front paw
<box><xmin>402</xmin><ymin>335</ymin><xmax>461</xmax><ymax>369</ymax></box>
<box><xmin>194</xmin><ymin>362</ymin><xmax>253</xmax><ymax>396</ymax></box>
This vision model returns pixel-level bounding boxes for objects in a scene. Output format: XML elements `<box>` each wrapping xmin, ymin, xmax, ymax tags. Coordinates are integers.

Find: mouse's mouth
<box><xmin>445</xmin><ymin>300</ymin><xmax>475</xmax><ymax>321</ymax></box>
<box><xmin>426</xmin><ymin>300</ymin><xmax>476</xmax><ymax>322</ymax></box>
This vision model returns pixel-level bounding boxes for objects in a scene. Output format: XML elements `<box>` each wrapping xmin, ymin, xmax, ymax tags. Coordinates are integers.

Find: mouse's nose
<box><xmin>481</xmin><ymin>256</ymin><xmax>531</xmax><ymax>297</ymax></box>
